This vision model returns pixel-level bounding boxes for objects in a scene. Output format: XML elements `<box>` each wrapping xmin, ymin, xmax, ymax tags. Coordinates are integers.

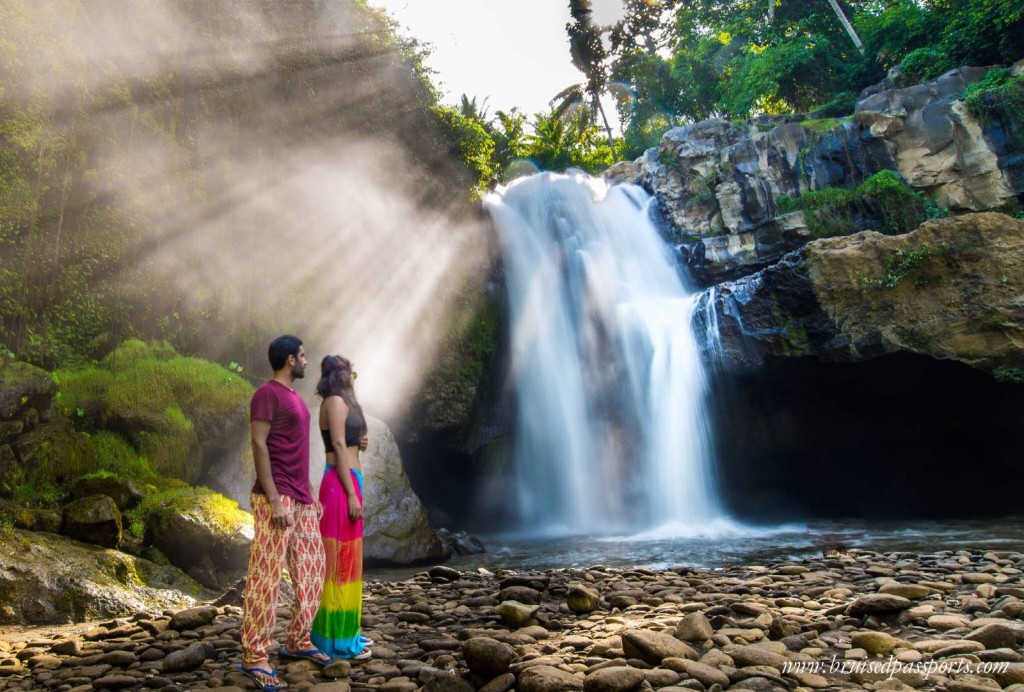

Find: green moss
<box><xmin>89</xmin><ymin>431</ymin><xmax>155</xmax><ymax>481</ymax></box>
<box><xmin>801</xmin><ymin>116</ymin><xmax>852</xmax><ymax>136</ymax></box>
<box><xmin>771</xmin><ymin>297</ymin><xmax>810</xmax><ymax>356</ymax></box>
<box><xmin>54</xmin><ymin>339</ymin><xmax>252</xmax><ymax>483</ymax></box>
<box><xmin>11</xmin><ymin>480</ymin><xmax>65</xmax><ymax>509</ymax></box>
<box><xmin>126</xmin><ymin>485</ymin><xmax>247</xmax><ymax>540</ymax></box>
<box><xmin>778</xmin><ymin>170</ymin><xmax>925</xmax><ymax>238</ymax></box>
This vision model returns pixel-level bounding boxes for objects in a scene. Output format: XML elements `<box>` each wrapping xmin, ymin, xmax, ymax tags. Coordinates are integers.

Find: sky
<box><xmin>370</xmin><ymin>0</ymin><xmax>627</xmax><ymax>118</ymax></box>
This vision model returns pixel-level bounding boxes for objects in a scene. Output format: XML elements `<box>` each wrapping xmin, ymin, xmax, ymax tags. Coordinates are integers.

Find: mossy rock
<box><xmin>55</xmin><ymin>340</ymin><xmax>253</xmax><ymax>485</ymax></box>
<box><xmin>0</xmin><ymin>361</ymin><xmax>56</xmax><ymax>420</ymax></box>
<box><xmin>6</xmin><ymin>418</ymin><xmax>94</xmax><ymax>498</ymax></box>
<box><xmin>0</xmin><ymin>499</ymin><xmax>60</xmax><ymax>533</ymax></box>
<box><xmin>0</xmin><ymin>528</ymin><xmax>204</xmax><ymax>625</ymax></box>
<box><xmin>61</xmin><ymin>494</ymin><xmax>123</xmax><ymax>548</ymax></box>
<box><xmin>71</xmin><ymin>474</ymin><xmax>143</xmax><ymax>510</ymax></box>
<box><xmin>140</xmin><ymin>486</ymin><xmax>253</xmax><ymax>589</ymax></box>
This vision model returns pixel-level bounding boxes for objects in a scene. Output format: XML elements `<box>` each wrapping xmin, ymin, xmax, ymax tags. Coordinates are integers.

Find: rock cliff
<box><xmin>610</xmin><ymin>66</ymin><xmax>1024</xmax><ymax>285</ymax></box>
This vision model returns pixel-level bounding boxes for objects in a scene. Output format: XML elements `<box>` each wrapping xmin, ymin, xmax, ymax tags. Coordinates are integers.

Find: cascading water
<box><xmin>485</xmin><ymin>171</ymin><xmax>727</xmax><ymax>535</ymax></box>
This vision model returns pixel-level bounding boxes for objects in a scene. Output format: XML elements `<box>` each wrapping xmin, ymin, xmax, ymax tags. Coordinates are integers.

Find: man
<box><xmin>238</xmin><ymin>335</ymin><xmax>329</xmax><ymax>691</ymax></box>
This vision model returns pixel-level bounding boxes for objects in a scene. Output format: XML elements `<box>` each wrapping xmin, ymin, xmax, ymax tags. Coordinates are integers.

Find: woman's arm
<box><xmin>325</xmin><ymin>396</ymin><xmax>362</xmax><ymax>521</ymax></box>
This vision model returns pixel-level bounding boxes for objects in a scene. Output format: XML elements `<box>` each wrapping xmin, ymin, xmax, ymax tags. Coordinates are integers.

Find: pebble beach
<box><xmin>1</xmin><ymin>548</ymin><xmax>1022</xmax><ymax>691</ymax></box>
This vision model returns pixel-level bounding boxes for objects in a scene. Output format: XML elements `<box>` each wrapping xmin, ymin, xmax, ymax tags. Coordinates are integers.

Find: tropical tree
<box><xmin>552</xmin><ymin>0</ymin><xmax>617</xmax><ymax>155</ymax></box>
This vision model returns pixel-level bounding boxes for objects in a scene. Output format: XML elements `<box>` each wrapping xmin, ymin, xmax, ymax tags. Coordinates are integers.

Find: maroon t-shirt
<box><xmin>250</xmin><ymin>380</ymin><xmax>313</xmax><ymax>504</ymax></box>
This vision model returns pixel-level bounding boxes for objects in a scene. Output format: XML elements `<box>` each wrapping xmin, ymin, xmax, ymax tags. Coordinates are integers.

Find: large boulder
<box><xmin>357</xmin><ymin>416</ymin><xmax>450</xmax><ymax>564</ymax></box>
<box><xmin>0</xmin><ymin>361</ymin><xmax>94</xmax><ymax>497</ymax></box>
<box><xmin>69</xmin><ymin>475</ymin><xmax>143</xmax><ymax>510</ymax></box>
<box><xmin>701</xmin><ymin>212</ymin><xmax>1024</xmax><ymax>374</ymax></box>
<box><xmin>146</xmin><ymin>488</ymin><xmax>254</xmax><ymax>589</ymax></box>
<box><xmin>311</xmin><ymin>414</ymin><xmax>449</xmax><ymax>564</ymax></box>
<box><xmin>198</xmin><ymin>402</ymin><xmax>255</xmax><ymax>507</ymax></box>
<box><xmin>0</xmin><ymin>361</ymin><xmax>55</xmax><ymax>420</ymax></box>
<box><xmin>0</xmin><ymin>529</ymin><xmax>203</xmax><ymax>625</ymax></box>
<box><xmin>61</xmin><ymin>494</ymin><xmax>123</xmax><ymax>548</ymax></box>
<box><xmin>9</xmin><ymin>417</ymin><xmax>94</xmax><ymax>495</ymax></box>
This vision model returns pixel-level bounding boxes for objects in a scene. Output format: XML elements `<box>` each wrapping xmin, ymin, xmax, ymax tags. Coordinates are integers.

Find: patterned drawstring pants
<box><xmin>240</xmin><ymin>493</ymin><xmax>326</xmax><ymax>667</ymax></box>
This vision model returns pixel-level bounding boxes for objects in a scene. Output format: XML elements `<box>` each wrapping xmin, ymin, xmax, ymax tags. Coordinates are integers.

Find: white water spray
<box><xmin>485</xmin><ymin>172</ymin><xmax>727</xmax><ymax>535</ymax></box>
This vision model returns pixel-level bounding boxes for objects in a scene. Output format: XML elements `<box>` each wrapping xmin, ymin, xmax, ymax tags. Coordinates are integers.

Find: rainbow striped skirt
<box><xmin>310</xmin><ymin>467</ymin><xmax>364</xmax><ymax>658</ymax></box>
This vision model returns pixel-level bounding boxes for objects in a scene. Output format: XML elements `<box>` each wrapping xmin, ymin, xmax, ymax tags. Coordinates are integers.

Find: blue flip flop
<box><xmin>279</xmin><ymin>646</ymin><xmax>331</xmax><ymax>665</ymax></box>
<box><xmin>236</xmin><ymin>664</ymin><xmax>281</xmax><ymax>691</ymax></box>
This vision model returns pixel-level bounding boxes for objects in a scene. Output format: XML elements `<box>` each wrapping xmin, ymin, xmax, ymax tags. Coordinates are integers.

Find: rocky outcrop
<box><xmin>616</xmin><ymin>67</ymin><xmax>1024</xmax><ymax>284</ymax></box>
<box><xmin>0</xmin><ymin>529</ymin><xmax>203</xmax><ymax>625</ymax></box>
<box><xmin>699</xmin><ymin>212</ymin><xmax>1024</xmax><ymax>374</ymax></box>
<box><xmin>357</xmin><ymin>416</ymin><xmax>450</xmax><ymax>564</ymax></box>
<box><xmin>856</xmin><ymin>67</ymin><xmax>1017</xmax><ymax>211</ymax></box>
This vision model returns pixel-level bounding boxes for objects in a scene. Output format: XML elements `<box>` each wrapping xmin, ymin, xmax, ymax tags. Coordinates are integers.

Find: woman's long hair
<box><xmin>316</xmin><ymin>355</ymin><xmax>366</xmax><ymax>433</ymax></box>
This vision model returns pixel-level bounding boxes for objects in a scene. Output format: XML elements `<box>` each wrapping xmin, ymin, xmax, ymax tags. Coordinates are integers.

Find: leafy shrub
<box><xmin>898</xmin><ymin>47</ymin><xmax>950</xmax><ymax>83</ymax></box>
<box><xmin>777</xmin><ymin>170</ymin><xmax>924</xmax><ymax>238</ymax></box>
<box><xmin>962</xmin><ymin>68</ymin><xmax>1024</xmax><ymax>121</ymax></box>
<box><xmin>809</xmin><ymin>92</ymin><xmax>858</xmax><ymax>119</ymax></box>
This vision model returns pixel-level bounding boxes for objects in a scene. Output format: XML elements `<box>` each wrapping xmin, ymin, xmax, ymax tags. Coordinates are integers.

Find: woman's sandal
<box><xmin>350</xmin><ymin>648</ymin><xmax>372</xmax><ymax>661</ymax></box>
<box><xmin>278</xmin><ymin>646</ymin><xmax>331</xmax><ymax>665</ymax></box>
<box><xmin>236</xmin><ymin>664</ymin><xmax>282</xmax><ymax>691</ymax></box>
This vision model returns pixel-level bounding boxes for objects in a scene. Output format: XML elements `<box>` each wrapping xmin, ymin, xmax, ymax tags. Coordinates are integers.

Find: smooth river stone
<box><xmin>879</xmin><ymin>583</ymin><xmax>933</xmax><ymax>599</ymax></box>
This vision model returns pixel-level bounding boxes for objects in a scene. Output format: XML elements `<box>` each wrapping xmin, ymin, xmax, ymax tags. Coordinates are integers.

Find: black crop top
<box><xmin>320</xmin><ymin>408</ymin><xmax>366</xmax><ymax>452</ymax></box>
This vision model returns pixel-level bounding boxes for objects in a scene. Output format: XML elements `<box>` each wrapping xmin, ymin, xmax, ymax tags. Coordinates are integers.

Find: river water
<box><xmin>366</xmin><ymin>518</ymin><xmax>1024</xmax><ymax>580</ymax></box>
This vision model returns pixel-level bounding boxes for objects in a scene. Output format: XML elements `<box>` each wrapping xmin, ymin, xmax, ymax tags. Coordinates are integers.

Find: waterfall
<box><xmin>484</xmin><ymin>171</ymin><xmax>726</xmax><ymax>535</ymax></box>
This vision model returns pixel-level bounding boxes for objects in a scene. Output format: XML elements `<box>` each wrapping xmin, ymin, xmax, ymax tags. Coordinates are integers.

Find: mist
<box><xmin>0</xmin><ymin>0</ymin><xmax>489</xmax><ymax>420</ymax></box>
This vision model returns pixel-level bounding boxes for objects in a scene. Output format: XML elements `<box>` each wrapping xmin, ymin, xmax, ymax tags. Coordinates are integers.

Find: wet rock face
<box><xmin>699</xmin><ymin>213</ymin><xmax>1024</xmax><ymax>375</ymax></box>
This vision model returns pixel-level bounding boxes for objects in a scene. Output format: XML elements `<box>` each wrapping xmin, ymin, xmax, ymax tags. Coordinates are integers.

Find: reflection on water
<box><xmin>366</xmin><ymin>517</ymin><xmax>1024</xmax><ymax>581</ymax></box>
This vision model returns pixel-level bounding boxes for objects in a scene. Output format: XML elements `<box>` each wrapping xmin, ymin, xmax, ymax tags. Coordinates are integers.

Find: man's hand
<box><xmin>358</xmin><ymin>433</ymin><xmax>368</xmax><ymax>452</ymax></box>
<box><xmin>315</xmin><ymin>499</ymin><xmax>323</xmax><ymax>520</ymax></box>
<box><xmin>270</xmin><ymin>497</ymin><xmax>293</xmax><ymax>528</ymax></box>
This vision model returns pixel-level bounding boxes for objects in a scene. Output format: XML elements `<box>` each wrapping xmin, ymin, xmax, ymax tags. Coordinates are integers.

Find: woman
<box><xmin>309</xmin><ymin>355</ymin><xmax>372</xmax><ymax>660</ymax></box>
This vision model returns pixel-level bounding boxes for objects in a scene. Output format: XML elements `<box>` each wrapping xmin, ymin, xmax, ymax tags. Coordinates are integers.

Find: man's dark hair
<box><xmin>268</xmin><ymin>335</ymin><xmax>303</xmax><ymax>371</ymax></box>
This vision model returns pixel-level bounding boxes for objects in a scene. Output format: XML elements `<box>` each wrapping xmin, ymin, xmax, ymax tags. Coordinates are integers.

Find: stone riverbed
<box><xmin>1</xmin><ymin>548</ymin><xmax>1022</xmax><ymax>691</ymax></box>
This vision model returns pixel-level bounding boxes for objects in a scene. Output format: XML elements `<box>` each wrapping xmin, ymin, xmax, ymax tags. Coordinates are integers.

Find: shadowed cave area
<box><xmin>711</xmin><ymin>353</ymin><xmax>1024</xmax><ymax>522</ymax></box>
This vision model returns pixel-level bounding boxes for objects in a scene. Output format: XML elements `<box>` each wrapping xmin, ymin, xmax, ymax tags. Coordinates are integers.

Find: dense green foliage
<box><xmin>777</xmin><ymin>170</ymin><xmax>926</xmax><ymax>237</ymax></box>
<box><xmin>591</xmin><ymin>0</ymin><xmax>1024</xmax><ymax>158</ymax></box>
<box><xmin>962</xmin><ymin>68</ymin><xmax>1024</xmax><ymax>120</ymax></box>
